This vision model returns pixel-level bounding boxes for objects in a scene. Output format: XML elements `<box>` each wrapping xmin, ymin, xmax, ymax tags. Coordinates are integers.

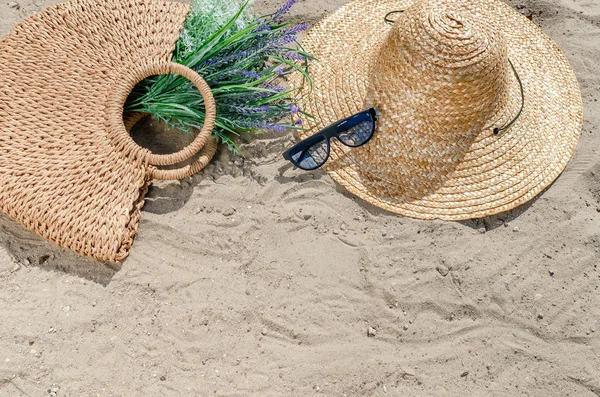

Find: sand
<box><xmin>1</xmin><ymin>0</ymin><xmax>599</xmax><ymax>395</ymax></box>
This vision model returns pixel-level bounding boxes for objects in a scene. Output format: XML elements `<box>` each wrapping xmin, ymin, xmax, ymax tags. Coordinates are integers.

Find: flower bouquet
<box><xmin>126</xmin><ymin>0</ymin><xmax>313</xmax><ymax>153</ymax></box>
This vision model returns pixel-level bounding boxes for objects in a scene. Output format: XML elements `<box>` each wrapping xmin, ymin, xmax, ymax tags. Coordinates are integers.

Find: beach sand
<box><xmin>1</xmin><ymin>0</ymin><xmax>599</xmax><ymax>395</ymax></box>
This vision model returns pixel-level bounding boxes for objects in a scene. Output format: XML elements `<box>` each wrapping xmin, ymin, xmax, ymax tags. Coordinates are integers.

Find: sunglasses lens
<box><xmin>290</xmin><ymin>137</ymin><xmax>329</xmax><ymax>170</ymax></box>
<box><xmin>337</xmin><ymin>117</ymin><xmax>374</xmax><ymax>147</ymax></box>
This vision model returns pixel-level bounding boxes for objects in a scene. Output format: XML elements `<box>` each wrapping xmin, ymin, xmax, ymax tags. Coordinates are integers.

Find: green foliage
<box><xmin>125</xmin><ymin>0</ymin><xmax>312</xmax><ymax>154</ymax></box>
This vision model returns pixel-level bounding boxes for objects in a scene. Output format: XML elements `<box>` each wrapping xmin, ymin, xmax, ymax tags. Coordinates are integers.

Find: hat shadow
<box><xmin>458</xmin><ymin>180</ymin><xmax>557</xmax><ymax>231</ymax></box>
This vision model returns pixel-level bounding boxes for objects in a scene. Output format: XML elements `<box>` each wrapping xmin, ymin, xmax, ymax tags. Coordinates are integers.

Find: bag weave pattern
<box><xmin>0</xmin><ymin>0</ymin><xmax>216</xmax><ymax>262</ymax></box>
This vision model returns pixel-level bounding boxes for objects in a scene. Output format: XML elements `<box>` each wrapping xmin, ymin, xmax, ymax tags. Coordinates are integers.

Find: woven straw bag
<box><xmin>0</xmin><ymin>0</ymin><xmax>217</xmax><ymax>262</ymax></box>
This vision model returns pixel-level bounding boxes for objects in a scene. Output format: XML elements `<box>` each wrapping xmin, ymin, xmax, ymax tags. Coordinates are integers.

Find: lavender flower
<box><xmin>295</xmin><ymin>119</ymin><xmax>303</xmax><ymax>126</ymax></box>
<box><xmin>260</xmin><ymin>122</ymin><xmax>287</xmax><ymax>132</ymax></box>
<box><xmin>283</xmin><ymin>23</ymin><xmax>308</xmax><ymax>35</ymax></box>
<box><xmin>278</xmin><ymin>34</ymin><xmax>298</xmax><ymax>47</ymax></box>
<box><xmin>252</xmin><ymin>24</ymin><xmax>271</xmax><ymax>34</ymax></box>
<box><xmin>228</xmin><ymin>70</ymin><xmax>262</xmax><ymax>80</ymax></box>
<box><xmin>202</xmin><ymin>49</ymin><xmax>254</xmax><ymax>68</ymax></box>
<box><xmin>228</xmin><ymin>105</ymin><xmax>272</xmax><ymax>114</ymax></box>
<box><xmin>281</xmin><ymin>52</ymin><xmax>307</xmax><ymax>62</ymax></box>
<box><xmin>236</xmin><ymin>120</ymin><xmax>288</xmax><ymax>132</ymax></box>
<box><xmin>290</xmin><ymin>104</ymin><xmax>300</xmax><ymax>114</ymax></box>
<box><xmin>241</xmin><ymin>87</ymin><xmax>285</xmax><ymax>101</ymax></box>
<box><xmin>261</xmin><ymin>84</ymin><xmax>286</xmax><ymax>93</ymax></box>
<box><xmin>243</xmin><ymin>32</ymin><xmax>297</xmax><ymax>58</ymax></box>
<box><xmin>271</xmin><ymin>0</ymin><xmax>296</xmax><ymax>22</ymax></box>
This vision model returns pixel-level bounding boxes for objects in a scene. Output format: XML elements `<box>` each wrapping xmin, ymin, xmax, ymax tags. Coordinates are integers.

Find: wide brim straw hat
<box><xmin>0</xmin><ymin>0</ymin><xmax>217</xmax><ymax>262</ymax></box>
<box><xmin>291</xmin><ymin>0</ymin><xmax>583</xmax><ymax>220</ymax></box>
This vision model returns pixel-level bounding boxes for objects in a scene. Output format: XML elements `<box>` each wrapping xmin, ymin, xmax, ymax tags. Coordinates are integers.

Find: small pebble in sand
<box><xmin>303</xmin><ymin>214</ymin><xmax>312</xmax><ymax>221</ymax></box>
<box><xmin>478</xmin><ymin>227</ymin><xmax>486</xmax><ymax>234</ymax></box>
<box><xmin>48</xmin><ymin>327</ymin><xmax>56</xmax><ymax>334</ymax></box>
<box><xmin>513</xmin><ymin>226</ymin><xmax>520</xmax><ymax>232</ymax></box>
<box><xmin>62</xmin><ymin>306</ymin><xmax>70</xmax><ymax>313</ymax></box>
<box><xmin>460</xmin><ymin>371</ymin><xmax>469</xmax><ymax>377</ymax></box>
<box><xmin>222</xmin><ymin>208</ymin><xmax>236</xmax><ymax>217</ymax></box>
<box><xmin>367</xmin><ymin>327</ymin><xmax>377</xmax><ymax>337</ymax></box>
<box><xmin>160</xmin><ymin>375</ymin><xmax>167</xmax><ymax>381</ymax></box>
<box><xmin>549</xmin><ymin>270</ymin><xmax>555</xmax><ymax>277</ymax></box>
<box><xmin>8</xmin><ymin>2</ymin><xmax>19</xmax><ymax>9</ymax></box>
<box><xmin>537</xmin><ymin>312</ymin><xmax>544</xmax><ymax>320</ymax></box>
<box><xmin>403</xmin><ymin>324</ymin><xmax>409</xmax><ymax>331</ymax></box>
<box><xmin>261</xmin><ymin>327</ymin><xmax>268</xmax><ymax>336</ymax></box>
<box><xmin>436</xmin><ymin>264</ymin><xmax>450</xmax><ymax>277</ymax></box>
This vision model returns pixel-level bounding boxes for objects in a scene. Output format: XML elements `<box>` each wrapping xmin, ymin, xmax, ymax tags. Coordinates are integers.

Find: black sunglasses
<box><xmin>283</xmin><ymin>108</ymin><xmax>378</xmax><ymax>170</ymax></box>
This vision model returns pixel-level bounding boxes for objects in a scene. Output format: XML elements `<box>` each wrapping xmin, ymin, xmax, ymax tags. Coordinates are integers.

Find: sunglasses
<box><xmin>283</xmin><ymin>108</ymin><xmax>378</xmax><ymax>170</ymax></box>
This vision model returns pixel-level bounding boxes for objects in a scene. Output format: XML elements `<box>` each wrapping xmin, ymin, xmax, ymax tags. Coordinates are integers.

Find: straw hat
<box><xmin>291</xmin><ymin>0</ymin><xmax>583</xmax><ymax>220</ymax></box>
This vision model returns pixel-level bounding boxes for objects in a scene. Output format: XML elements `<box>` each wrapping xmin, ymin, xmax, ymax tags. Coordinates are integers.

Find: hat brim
<box><xmin>291</xmin><ymin>0</ymin><xmax>583</xmax><ymax>220</ymax></box>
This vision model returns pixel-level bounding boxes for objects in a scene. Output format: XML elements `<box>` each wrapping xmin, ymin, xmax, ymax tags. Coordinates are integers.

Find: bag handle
<box><xmin>106</xmin><ymin>61</ymin><xmax>217</xmax><ymax>172</ymax></box>
<box><xmin>123</xmin><ymin>112</ymin><xmax>218</xmax><ymax>181</ymax></box>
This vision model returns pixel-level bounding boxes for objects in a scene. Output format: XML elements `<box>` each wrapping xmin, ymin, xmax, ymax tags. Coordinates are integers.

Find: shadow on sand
<box><xmin>0</xmin><ymin>214</ymin><xmax>120</xmax><ymax>286</ymax></box>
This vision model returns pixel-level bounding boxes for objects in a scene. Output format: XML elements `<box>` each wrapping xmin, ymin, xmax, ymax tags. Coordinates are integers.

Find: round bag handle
<box><xmin>123</xmin><ymin>113</ymin><xmax>218</xmax><ymax>181</ymax></box>
<box><xmin>106</xmin><ymin>61</ymin><xmax>217</xmax><ymax>168</ymax></box>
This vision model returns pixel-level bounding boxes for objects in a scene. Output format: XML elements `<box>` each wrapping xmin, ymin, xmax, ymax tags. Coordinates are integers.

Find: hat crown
<box><xmin>409</xmin><ymin>7</ymin><xmax>497</xmax><ymax>69</ymax></box>
<box><xmin>364</xmin><ymin>0</ymin><xmax>515</xmax><ymax>196</ymax></box>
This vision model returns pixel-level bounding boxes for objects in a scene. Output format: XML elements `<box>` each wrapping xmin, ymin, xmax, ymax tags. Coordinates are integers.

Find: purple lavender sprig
<box><xmin>225</xmin><ymin>105</ymin><xmax>273</xmax><ymax>114</ymax></box>
<box><xmin>282</xmin><ymin>23</ymin><xmax>308</xmax><ymax>35</ymax></box>
<box><xmin>271</xmin><ymin>0</ymin><xmax>296</xmax><ymax>22</ymax></box>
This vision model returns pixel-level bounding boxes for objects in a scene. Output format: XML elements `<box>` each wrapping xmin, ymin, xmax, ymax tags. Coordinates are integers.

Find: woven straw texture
<box><xmin>291</xmin><ymin>0</ymin><xmax>583</xmax><ymax>220</ymax></box>
<box><xmin>0</xmin><ymin>0</ymin><xmax>218</xmax><ymax>262</ymax></box>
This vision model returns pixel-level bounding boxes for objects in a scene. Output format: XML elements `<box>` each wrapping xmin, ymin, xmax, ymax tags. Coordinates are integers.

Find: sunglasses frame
<box><xmin>283</xmin><ymin>108</ymin><xmax>378</xmax><ymax>170</ymax></box>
